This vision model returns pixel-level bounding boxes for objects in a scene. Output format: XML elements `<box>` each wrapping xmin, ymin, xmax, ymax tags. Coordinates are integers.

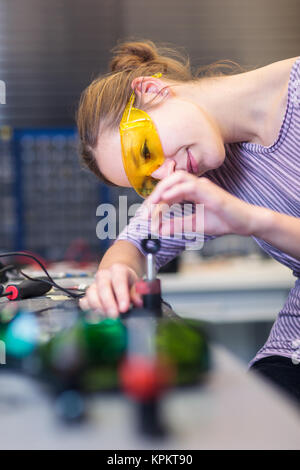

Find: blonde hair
<box><xmin>76</xmin><ymin>39</ymin><xmax>246</xmax><ymax>186</ymax></box>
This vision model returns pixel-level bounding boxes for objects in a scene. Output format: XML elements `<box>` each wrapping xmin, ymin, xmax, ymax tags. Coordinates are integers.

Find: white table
<box><xmin>0</xmin><ymin>345</ymin><xmax>299</xmax><ymax>450</ymax></box>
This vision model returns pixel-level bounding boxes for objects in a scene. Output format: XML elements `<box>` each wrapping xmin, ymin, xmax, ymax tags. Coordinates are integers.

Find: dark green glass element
<box><xmin>156</xmin><ymin>318</ymin><xmax>209</xmax><ymax>385</ymax></box>
<box><xmin>83</xmin><ymin>318</ymin><xmax>127</xmax><ymax>364</ymax></box>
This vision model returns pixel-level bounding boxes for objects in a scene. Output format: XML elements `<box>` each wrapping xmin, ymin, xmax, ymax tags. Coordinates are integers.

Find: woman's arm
<box><xmin>99</xmin><ymin>240</ymin><xmax>146</xmax><ymax>277</ymax></box>
<box><xmin>252</xmin><ymin>207</ymin><xmax>300</xmax><ymax>261</ymax></box>
<box><xmin>141</xmin><ymin>170</ymin><xmax>300</xmax><ymax>261</ymax></box>
<box><xmin>79</xmin><ymin>240</ymin><xmax>145</xmax><ymax>315</ymax></box>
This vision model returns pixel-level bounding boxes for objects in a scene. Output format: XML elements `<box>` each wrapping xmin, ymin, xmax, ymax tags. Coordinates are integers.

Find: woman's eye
<box><xmin>142</xmin><ymin>141</ymin><xmax>151</xmax><ymax>160</ymax></box>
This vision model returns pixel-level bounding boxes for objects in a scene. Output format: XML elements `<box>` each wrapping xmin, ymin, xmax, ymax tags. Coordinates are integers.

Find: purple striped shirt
<box><xmin>117</xmin><ymin>56</ymin><xmax>300</xmax><ymax>367</ymax></box>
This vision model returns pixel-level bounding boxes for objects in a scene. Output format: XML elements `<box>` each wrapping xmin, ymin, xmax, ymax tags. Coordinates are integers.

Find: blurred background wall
<box><xmin>0</xmin><ymin>0</ymin><xmax>299</xmax><ymax>261</ymax></box>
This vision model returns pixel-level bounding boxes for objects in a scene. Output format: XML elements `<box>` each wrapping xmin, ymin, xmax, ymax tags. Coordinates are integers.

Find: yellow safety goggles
<box><xmin>119</xmin><ymin>73</ymin><xmax>165</xmax><ymax>198</ymax></box>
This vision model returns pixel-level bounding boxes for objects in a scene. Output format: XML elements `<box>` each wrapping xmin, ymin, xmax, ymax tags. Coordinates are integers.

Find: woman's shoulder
<box><xmin>267</xmin><ymin>55</ymin><xmax>300</xmax><ymax>104</ymax></box>
<box><xmin>257</xmin><ymin>56</ymin><xmax>300</xmax><ymax>106</ymax></box>
<box><xmin>266</xmin><ymin>55</ymin><xmax>299</xmax><ymax>79</ymax></box>
<box><xmin>268</xmin><ymin>55</ymin><xmax>300</xmax><ymax>131</ymax></box>
<box><xmin>252</xmin><ymin>56</ymin><xmax>300</xmax><ymax>148</ymax></box>
<box><xmin>284</xmin><ymin>56</ymin><xmax>300</xmax><ymax>107</ymax></box>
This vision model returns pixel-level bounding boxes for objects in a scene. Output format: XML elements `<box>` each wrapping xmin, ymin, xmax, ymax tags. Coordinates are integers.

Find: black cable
<box><xmin>0</xmin><ymin>252</ymin><xmax>85</xmax><ymax>299</ymax></box>
<box><xmin>19</xmin><ymin>269</ymin><xmax>83</xmax><ymax>299</ymax></box>
<box><xmin>0</xmin><ymin>264</ymin><xmax>16</xmax><ymax>275</ymax></box>
<box><xmin>0</xmin><ymin>292</ymin><xmax>9</xmax><ymax>298</ymax></box>
<box><xmin>0</xmin><ymin>262</ymin><xmax>17</xmax><ymax>282</ymax></box>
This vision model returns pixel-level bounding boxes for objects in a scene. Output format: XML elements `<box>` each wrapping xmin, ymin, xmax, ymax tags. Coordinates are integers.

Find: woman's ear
<box><xmin>131</xmin><ymin>76</ymin><xmax>170</xmax><ymax>105</ymax></box>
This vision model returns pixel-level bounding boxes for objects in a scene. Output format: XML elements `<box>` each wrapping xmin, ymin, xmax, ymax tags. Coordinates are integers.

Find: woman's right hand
<box><xmin>79</xmin><ymin>263</ymin><xmax>143</xmax><ymax>317</ymax></box>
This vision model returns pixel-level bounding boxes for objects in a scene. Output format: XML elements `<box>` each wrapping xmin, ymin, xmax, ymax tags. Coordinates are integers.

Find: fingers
<box><xmin>146</xmin><ymin>171</ymin><xmax>196</xmax><ymax>205</ymax></box>
<box><xmin>97</xmin><ymin>277</ymin><xmax>119</xmax><ymax>318</ymax></box>
<box><xmin>110</xmin><ymin>265</ymin><xmax>132</xmax><ymax>313</ymax></box>
<box><xmin>78</xmin><ymin>295</ymin><xmax>92</xmax><ymax>312</ymax></box>
<box><xmin>159</xmin><ymin>213</ymin><xmax>193</xmax><ymax>236</ymax></box>
<box><xmin>143</xmin><ymin>174</ymin><xmax>224</xmax><ymax>225</ymax></box>
<box><xmin>157</xmin><ymin>181</ymin><xmax>199</xmax><ymax>205</ymax></box>
<box><xmin>130</xmin><ymin>283</ymin><xmax>143</xmax><ymax>308</ymax></box>
<box><xmin>143</xmin><ymin>180</ymin><xmax>201</xmax><ymax>234</ymax></box>
<box><xmin>79</xmin><ymin>274</ymin><xmax>118</xmax><ymax>317</ymax></box>
<box><xmin>140</xmin><ymin>173</ymin><xmax>200</xmax><ymax>224</ymax></box>
<box><xmin>149</xmin><ymin>202</ymin><xmax>171</xmax><ymax>233</ymax></box>
<box><xmin>79</xmin><ymin>265</ymin><xmax>142</xmax><ymax>318</ymax></box>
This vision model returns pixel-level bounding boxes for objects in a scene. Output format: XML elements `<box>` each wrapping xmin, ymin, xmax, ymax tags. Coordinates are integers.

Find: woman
<box><xmin>77</xmin><ymin>40</ymin><xmax>300</xmax><ymax>402</ymax></box>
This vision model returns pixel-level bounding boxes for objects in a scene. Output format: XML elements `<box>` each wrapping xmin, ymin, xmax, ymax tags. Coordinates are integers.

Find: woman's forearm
<box><xmin>99</xmin><ymin>240</ymin><xmax>146</xmax><ymax>277</ymax></box>
<box><xmin>251</xmin><ymin>206</ymin><xmax>300</xmax><ymax>261</ymax></box>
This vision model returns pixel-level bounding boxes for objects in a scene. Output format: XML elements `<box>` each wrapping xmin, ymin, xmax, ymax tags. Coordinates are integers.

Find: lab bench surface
<box><xmin>0</xmin><ymin>345</ymin><xmax>299</xmax><ymax>450</ymax></box>
<box><xmin>0</xmin><ymin>265</ymin><xmax>299</xmax><ymax>450</ymax></box>
<box><xmin>7</xmin><ymin>257</ymin><xmax>295</xmax><ymax>365</ymax></box>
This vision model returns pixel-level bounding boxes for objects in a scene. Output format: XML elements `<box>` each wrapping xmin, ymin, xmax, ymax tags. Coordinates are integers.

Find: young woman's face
<box><xmin>95</xmin><ymin>94</ymin><xmax>226</xmax><ymax>189</ymax></box>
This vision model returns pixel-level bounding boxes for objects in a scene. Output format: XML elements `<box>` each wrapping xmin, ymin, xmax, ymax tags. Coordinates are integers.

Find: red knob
<box><xmin>119</xmin><ymin>356</ymin><xmax>174</xmax><ymax>400</ymax></box>
<box><xmin>135</xmin><ymin>279</ymin><xmax>161</xmax><ymax>295</ymax></box>
<box><xmin>5</xmin><ymin>285</ymin><xmax>19</xmax><ymax>300</ymax></box>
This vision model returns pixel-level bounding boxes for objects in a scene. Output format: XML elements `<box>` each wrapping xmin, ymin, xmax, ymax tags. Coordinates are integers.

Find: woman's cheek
<box><xmin>202</xmin><ymin>140</ymin><xmax>225</xmax><ymax>171</ymax></box>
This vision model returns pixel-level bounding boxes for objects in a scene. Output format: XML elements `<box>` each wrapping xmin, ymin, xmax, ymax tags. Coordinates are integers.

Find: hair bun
<box><xmin>109</xmin><ymin>40</ymin><xmax>159</xmax><ymax>72</ymax></box>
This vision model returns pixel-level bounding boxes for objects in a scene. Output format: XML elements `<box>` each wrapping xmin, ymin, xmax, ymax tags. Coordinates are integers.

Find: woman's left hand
<box><xmin>142</xmin><ymin>171</ymin><xmax>260</xmax><ymax>237</ymax></box>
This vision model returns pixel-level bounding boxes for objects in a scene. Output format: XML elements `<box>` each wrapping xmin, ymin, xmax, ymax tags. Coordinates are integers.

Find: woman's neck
<box><xmin>176</xmin><ymin>58</ymin><xmax>295</xmax><ymax>146</ymax></box>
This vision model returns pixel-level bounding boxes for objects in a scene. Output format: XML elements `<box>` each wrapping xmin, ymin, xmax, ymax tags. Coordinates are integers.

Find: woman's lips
<box><xmin>187</xmin><ymin>152</ymin><xmax>193</xmax><ymax>173</ymax></box>
<box><xmin>187</xmin><ymin>149</ymin><xmax>198</xmax><ymax>175</ymax></box>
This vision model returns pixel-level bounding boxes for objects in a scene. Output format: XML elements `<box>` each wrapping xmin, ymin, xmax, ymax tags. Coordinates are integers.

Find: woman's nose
<box><xmin>151</xmin><ymin>159</ymin><xmax>176</xmax><ymax>180</ymax></box>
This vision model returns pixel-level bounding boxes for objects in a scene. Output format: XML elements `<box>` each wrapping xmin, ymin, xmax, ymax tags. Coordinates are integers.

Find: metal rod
<box><xmin>146</xmin><ymin>253</ymin><xmax>156</xmax><ymax>281</ymax></box>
